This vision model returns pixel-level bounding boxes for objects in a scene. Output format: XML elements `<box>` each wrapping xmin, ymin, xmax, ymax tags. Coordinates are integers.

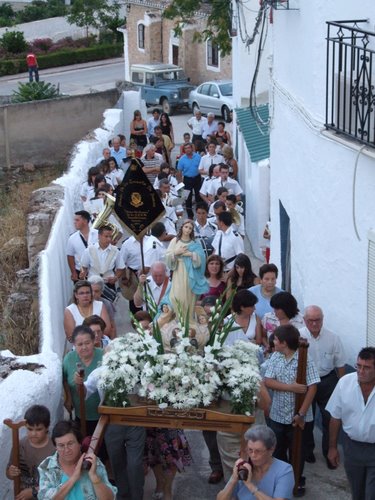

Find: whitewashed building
<box><xmin>232</xmin><ymin>0</ymin><xmax>375</xmax><ymax>361</ymax></box>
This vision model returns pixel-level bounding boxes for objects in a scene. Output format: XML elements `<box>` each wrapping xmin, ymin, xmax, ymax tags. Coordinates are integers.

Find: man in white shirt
<box><xmin>187</xmin><ymin>110</ymin><xmax>207</xmax><ymax>145</ymax></box>
<box><xmin>202</xmin><ymin>112</ymin><xmax>218</xmax><ymax>142</ymax></box>
<box><xmin>143</xmin><ymin>222</ymin><xmax>170</xmax><ymax>273</ymax></box>
<box><xmin>80</xmin><ymin>225</ymin><xmax>124</xmax><ymax>286</ymax></box>
<box><xmin>66</xmin><ymin>210</ymin><xmax>98</xmax><ymax>282</ymax></box>
<box><xmin>299</xmin><ymin>305</ymin><xmax>346</xmax><ymax>467</ymax></box>
<box><xmin>147</xmin><ymin>108</ymin><xmax>160</xmax><ymax>138</ymax></box>
<box><xmin>212</xmin><ymin>211</ymin><xmax>244</xmax><ymax>272</ymax></box>
<box><xmin>326</xmin><ymin>347</ymin><xmax>375</xmax><ymax>499</ymax></box>
<box><xmin>199</xmin><ymin>165</ymin><xmax>220</xmax><ymax>205</ymax></box>
<box><xmin>208</xmin><ymin>163</ymin><xmax>243</xmax><ymax>202</ymax></box>
<box><xmin>133</xmin><ymin>261</ymin><xmax>170</xmax><ymax>310</ymax></box>
<box><xmin>110</xmin><ymin>136</ymin><xmax>127</xmax><ymax>169</ymax></box>
<box><xmin>198</xmin><ymin>142</ymin><xmax>222</xmax><ymax>177</ymax></box>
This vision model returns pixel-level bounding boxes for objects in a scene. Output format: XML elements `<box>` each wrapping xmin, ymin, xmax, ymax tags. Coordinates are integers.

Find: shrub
<box><xmin>11</xmin><ymin>81</ymin><xmax>61</xmax><ymax>103</ymax></box>
<box><xmin>0</xmin><ymin>42</ymin><xmax>123</xmax><ymax>76</ymax></box>
<box><xmin>0</xmin><ymin>30</ymin><xmax>27</xmax><ymax>54</ymax></box>
<box><xmin>16</xmin><ymin>0</ymin><xmax>66</xmax><ymax>23</ymax></box>
<box><xmin>32</xmin><ymin>38</ymin><xmax>53</xmax><ymax>53</ymax></box>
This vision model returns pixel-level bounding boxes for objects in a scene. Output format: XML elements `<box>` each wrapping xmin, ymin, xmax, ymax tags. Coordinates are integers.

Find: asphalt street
<box><xmin>0</xmin><ymin>57</ymin><xmax>124</xmax><ymax>96</ymax></box>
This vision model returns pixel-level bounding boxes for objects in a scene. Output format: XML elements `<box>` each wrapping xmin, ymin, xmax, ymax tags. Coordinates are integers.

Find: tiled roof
<box><xmin>235</xmin><ymin>104</ymin><xmax>270</xmax><ymax>163</ymax></box>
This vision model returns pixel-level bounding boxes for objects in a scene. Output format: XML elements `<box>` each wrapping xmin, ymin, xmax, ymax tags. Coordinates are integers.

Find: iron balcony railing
<box><xmin>325</xmin><ymin>20</ymin><xmax>375</xmax><ymax>148</ymax></box>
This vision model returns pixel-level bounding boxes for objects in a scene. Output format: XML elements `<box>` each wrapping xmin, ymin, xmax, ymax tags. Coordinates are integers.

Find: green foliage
<box><xmin>0</xmin><ymin>2</ymin><xmax>15</xmax><ymax>18</ymax></box>
<box><xmin>11</xmin><ymin>81</ymin><xmax>61</xmax><ymax>103</ymax></box>
<box><xmin>17</xmin><ymin>0</ymin><xmax>67</xmax><ymax>23</ymax></box>
<box><xmin>0</xmin><ymin>43</ymin><xmax>122</xmax><ymax>76</ymax></box>
<box><xmin>163</xmin><ymin>0</ymin><xmax>232</xmax><ymax>56</ymax></box>
<box><xmin>67</xmin><ymin>0</ymin><xmax>121</xmax><ymax>37</ymax></box>
<box><xmin>0</xmin><ymin>30</ymin><xmax>27</xmax><ymax>54</ymax></box>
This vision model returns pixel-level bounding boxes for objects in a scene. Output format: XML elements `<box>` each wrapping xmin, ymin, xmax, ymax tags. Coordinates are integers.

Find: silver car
<box><xmin>188</xmin><ymin>80</ymin><xmax>233</xmax><ymax>122</ymax></box>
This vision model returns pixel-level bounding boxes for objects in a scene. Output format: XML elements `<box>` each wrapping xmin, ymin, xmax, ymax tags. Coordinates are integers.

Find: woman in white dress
<box><xmin>64</xmin><ymin>280</ymin><xmax>111</xmax><ymax>343</ymax></box>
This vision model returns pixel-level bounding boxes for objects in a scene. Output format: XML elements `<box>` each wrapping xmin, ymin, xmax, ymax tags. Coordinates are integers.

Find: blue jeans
<box><xmin>28</xmin><ymin>66</ymin><xmax>39</xmax><ymax>82</ymax></box>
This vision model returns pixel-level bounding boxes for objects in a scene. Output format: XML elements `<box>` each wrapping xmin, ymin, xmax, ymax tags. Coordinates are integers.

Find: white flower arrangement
<box><xmin>217</xmin><ymin>341</ymin><xmax>262</xmax><ymax>416</ymax></box>
<box><xmin>138</xmin><ymin>334</ymin><xmax>222</xmax><ymax>409</ymax></box>
<box><xmin>98</xmin><ymin>333</ymin><xmax>159</xmax><ymax>407</ymax></box>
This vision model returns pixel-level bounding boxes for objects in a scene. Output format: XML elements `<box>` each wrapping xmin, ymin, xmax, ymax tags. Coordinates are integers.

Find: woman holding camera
<box><xmin>217</xmin><ymin>425</ymin><xmax>294</xmax><ymax>500</ymax></box>
<box><xmin>38</xmin><ymin>420</ymin><xmax>116</xmax><ymax>499</ymax></box>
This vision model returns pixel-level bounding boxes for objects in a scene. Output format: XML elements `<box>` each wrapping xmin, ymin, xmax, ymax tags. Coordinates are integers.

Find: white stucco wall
<box><xmin>0</xmin><ymin>91</ymin><xmax>144</xmax><ymax>499</ymax></box>
<box><xmin>269</xmin><ymin>1</ymin><xmax>375</xmax><ymax>362</ymax></box>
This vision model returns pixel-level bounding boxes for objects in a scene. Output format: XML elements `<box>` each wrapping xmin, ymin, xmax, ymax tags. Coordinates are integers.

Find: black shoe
<box><xmin>305</xmin><ymin>453</ymin><xmax>316</xmax><ymax>463</ymax></box>
<box><xmin>294</xmin><ymin>485</ymin><xmax>306</xmax><ymax>497</ymax></box>
<box><xmin>326</xmin><ymin>458</ymin><xmax>337</xmax><ymax>470</ymax></box>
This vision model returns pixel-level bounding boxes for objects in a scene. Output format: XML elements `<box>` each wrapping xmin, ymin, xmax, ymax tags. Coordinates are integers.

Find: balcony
<box><xmin>325</xmin><ymin>20</ymin><xmax>375</xmax><ymax>148</ymax></box>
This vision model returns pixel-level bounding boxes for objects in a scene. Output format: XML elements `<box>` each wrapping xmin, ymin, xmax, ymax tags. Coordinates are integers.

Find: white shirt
<box><xmin>202</xmin><ymin>120</ymin><xmax>219</xmax><ymax>140</ymax></box>
<box><xmin>81</xmin><ymin>242</ymin><xmax>124</xmax><ymax>278</ymax></box>
<box><xmin>143</xmin><ymin>236</ymin><xmax>166</xmax><ymax>268</ymax></box>
<box><xmin>224</xmin><ymin>313</ymin><xmax>257</xmax><ymax>346</ymax></box>
<box><xmin>208</xmin><ymin>177</ymin><xmax>243</xmax><ymax>197</ymax></box>
<box><xmin>120</xmin><ymin>236</ymin><xmax>142</xmax><ymax>270</ymax></box>
<box><xmin>198</xmin><ymin>153</ymin><xmax>223</xmax><ymax>176</ymax></box>
<box><xmin>147</xmin><ymin>276</ymin><xmax>170</xmax><ymax>304</ymax></box>
<box><xmin>212</xmin><ymin>226</ymin><xmax>244</xmax><ymax>270</ymax></box>
<box><xmin>326</xmin><ymin>372</ymin><xmax>375</xmax><ymax>443</ymax></box>
<box><xmin>194</xmin><ymin>220</ymin><xmax>217</xmax><ymax>239</ymax></box>
<box><xmin>299</xmin><ymin>326</ymin><xmax>346</xmax><ymax>377</ymax></box>
<box><xmin>188</xmin><ymin>116</ymin><xmax>208</xmax><ymax>135</ymax></box>
<box><xmin>66</xmin><ymin>229</ymin><xmax>98</xmax><ymax>270</ymax></box>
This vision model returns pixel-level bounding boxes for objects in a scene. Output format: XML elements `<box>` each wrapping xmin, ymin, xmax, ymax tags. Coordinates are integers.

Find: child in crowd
<box><xmin>6</xmin><ymin>405</ymin><xmax>55</xmax><ymax>499</ymax></box>
<box><xmin>153</xmin><ymin>163</ymin><xmax>179</xmax><ymax>195</ymax></box>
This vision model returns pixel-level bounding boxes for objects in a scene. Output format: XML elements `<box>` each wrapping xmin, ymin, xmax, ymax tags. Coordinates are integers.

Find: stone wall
<box><xmin>0</xmin><ymin>88</ymin><xmax>119</xmax><ymax>171</ymax></box>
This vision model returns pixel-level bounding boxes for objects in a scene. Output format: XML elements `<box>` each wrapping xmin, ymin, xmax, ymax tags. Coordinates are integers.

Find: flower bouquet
<box><xmin>139</xmin><ymin>334</ymin><xmax>221</xmax><ymax>409</ymax></box>
<box><xmin>217</xmin><ymin>341</ymin><xmax>261</xmax><ymax>415</ymax></box>
<box><xmin>98</xmin><ymin>333</ymin><xmax>159</xmax><ymax>407</ymax></box>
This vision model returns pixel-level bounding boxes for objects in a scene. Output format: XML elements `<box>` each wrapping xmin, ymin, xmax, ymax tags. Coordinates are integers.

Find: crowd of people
<box><xmin>5</xmin><ymin>109</ymin><xmax>375</xmax><ymax>500</ymax></box>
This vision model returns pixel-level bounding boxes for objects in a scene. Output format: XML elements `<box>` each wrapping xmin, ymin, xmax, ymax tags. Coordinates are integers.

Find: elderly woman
<box><xmin>64</xmin><ymin>280</ymin><xmax>111</xmax><ymax>342</ymax></box>
<box><xmin>217</xmin><ymin>425</ymin><xmax>294</xmax><ymax>500</ymax></box>
<box><xmin>38</xmin><ymin>420</ymin><xmax>116</xmax><ymax>499</ymax></box>
<box><xmin>63</xmin><ymin>325</ymin><xmax>103</xmax><ymax>437</ymax></box>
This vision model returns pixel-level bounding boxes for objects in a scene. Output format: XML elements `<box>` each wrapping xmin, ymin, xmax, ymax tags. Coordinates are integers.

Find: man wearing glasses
<box><xmin>299</xmin><ymin>305</ymin><xmax>346</xmax><ymax>468</ymax></box>
<box><xmin>326</xmin><ymin>347</ymin><xmax>375</xmax><ymax>500</ymax></box>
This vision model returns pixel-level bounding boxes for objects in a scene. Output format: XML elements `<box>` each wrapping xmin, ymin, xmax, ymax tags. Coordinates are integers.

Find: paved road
<box><xmin>0</xmin><ymin>57</ymin><xmax>124</xmax><ymax>96</ymax></box>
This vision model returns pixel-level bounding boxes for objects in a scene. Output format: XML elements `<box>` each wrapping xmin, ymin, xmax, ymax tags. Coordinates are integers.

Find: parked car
<box><xmin>129</xmin><ymin>63</ymin><xmax>195</xmax><ymax>115</ymax></box>
<box><xmin>188</xmin><ymin>80</ymin><xmax>233</xmax><ymax>122</ymax></box>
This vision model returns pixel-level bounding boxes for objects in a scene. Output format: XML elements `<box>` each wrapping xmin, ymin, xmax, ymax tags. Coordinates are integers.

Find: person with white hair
<box><xmin>133</xmin><ymin>261</ymin><xmax>171</xmax><ymax>310</ymax></box>
<box><xmin>141</xmin><ymin>143</ymin><xmax>163</xmax><ymax>183</ymax></box>
<box><xmin>217</xmin><ymin>425</ymin><xmax>294</xmax><ymax>500</ymax></box>
<box><xmin>202</xmin><ymin>112</ymin><xmax>218</xmax><ymax>141</ymax></box>
<box><xmin>110</xmin><ymin>136</ymin><xmax>126</xmax><ymax>168</ymax></box>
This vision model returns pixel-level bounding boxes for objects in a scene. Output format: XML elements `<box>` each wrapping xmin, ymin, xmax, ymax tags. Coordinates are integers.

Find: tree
<box><xmin>12</xmin><ymin>81</ymin><xmax>61</xmax><ymax>103</ymax></box>
<box><xmin>67</xmin><ymin>0</ymin><xmax>120</xmax><ymax>39</ymax></box>
<box><xmin>163</xmin><ymin>0</ymin><xmax>232</xmax><ymax>56</ymax></box>
<box><xmin>0</xmin><ymin>30</ymin><xmax>27</xmax><ymax>54</ymax></box>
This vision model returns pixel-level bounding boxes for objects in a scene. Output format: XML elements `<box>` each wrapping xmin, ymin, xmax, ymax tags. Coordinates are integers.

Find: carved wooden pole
<box><xmin>291</xmin><ymin>338</ymin><xmax>309</xmax><ymax>495</ymax></box>
<box><xmin>4</xmin><ymin>418</ymin><xmax>26</xmax><ymax>497</ymax></box>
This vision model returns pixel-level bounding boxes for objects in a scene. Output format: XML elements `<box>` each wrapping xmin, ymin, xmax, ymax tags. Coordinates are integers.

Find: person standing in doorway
<box><xmin>26</xmin><ymin>52</ymin><xmax>39</xmax><ymax>82</ymax></box>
